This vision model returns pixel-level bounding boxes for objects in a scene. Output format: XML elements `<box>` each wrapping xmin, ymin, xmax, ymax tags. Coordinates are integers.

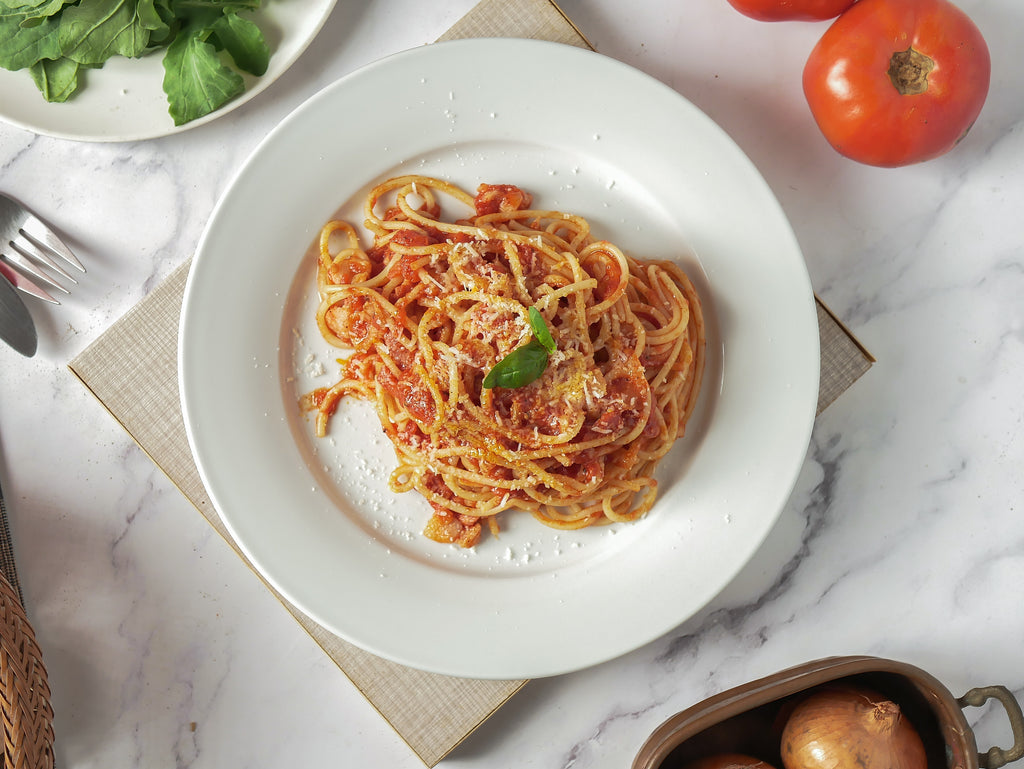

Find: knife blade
<box><xmin>0</xmin><ymin>273</ymin><xmax>37</xmax><ymax>356</ymax></box>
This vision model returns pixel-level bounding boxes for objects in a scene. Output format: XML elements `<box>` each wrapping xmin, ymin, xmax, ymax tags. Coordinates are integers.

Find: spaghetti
<box><xmin>305</xmin><ymin>175</ymin><xmax>706</xmax><ymax>547</ymax></box>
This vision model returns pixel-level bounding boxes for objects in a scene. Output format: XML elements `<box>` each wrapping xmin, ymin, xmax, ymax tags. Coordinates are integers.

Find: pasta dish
<box><xmin>304</xmin><ymin>175</ymin><xmax>706</xmax><ymax>547</ymax></box>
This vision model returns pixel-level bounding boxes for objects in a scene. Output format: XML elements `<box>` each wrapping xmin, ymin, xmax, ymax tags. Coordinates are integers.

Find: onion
<box><xmin>687</xmin><ymin>754</ymin><xmax>777</xmax><ymax>769</ymax></box>
<box><xmin>780</xmin><ymin>685</ymin><xmax>928</xmax><ymax>769</ymax></box>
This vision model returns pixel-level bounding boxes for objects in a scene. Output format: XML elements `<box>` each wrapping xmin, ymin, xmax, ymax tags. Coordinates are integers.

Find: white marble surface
<box><xmin>1</xmin><ymin>0</ymin><xmax>1022</xmax><ymax>766</ymax></box>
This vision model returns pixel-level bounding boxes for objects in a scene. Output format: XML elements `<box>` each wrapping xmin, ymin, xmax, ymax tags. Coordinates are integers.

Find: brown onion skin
<box><xmin>687</xmin><ymin>754</ymin><xmax>778</xmax><ymax>769</ymax></box>
<box><xmin>780</xmin><ymin>686</ymin><xmax>928</xmax><ymax>769</ymax></box>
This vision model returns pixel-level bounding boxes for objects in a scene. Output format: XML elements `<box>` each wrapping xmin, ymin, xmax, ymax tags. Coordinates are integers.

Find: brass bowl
<box><xmin>633</xmin><ymin>656</ymin><xmax>1024</xmax><ymax>769</ymax></box>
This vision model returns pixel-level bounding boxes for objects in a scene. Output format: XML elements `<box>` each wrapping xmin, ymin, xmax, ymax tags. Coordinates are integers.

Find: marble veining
<box><xmin>1</xmin><ymin>0</ymin><xmax>1022</xmax><ymax>766</ymax></box>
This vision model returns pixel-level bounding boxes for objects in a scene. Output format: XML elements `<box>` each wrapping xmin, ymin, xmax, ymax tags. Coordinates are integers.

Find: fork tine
<box><xmin>11</xmin><ymin>235</ymin><xmax>78</xmax><ymax>284</ymax></box>
<box><xmin>0</xmin><ymin>262</ymin><xmax>59</xmax><ymax>304</ymax></box>
<box><xmin>19</xmin><ymin>215</ymin><xmax>85</xmax><ymax>272</ymax></box>
<box><xmin>0</xmin><ymin>250</ymin><xmax>69</xmax><ymax>298</ymax></box>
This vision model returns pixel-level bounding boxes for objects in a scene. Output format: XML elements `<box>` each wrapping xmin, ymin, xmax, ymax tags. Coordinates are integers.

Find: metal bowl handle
<box><xmin>959</xmin><ymin>686</ymin><xmax>1024</xmax><ymax>768</ymax></box>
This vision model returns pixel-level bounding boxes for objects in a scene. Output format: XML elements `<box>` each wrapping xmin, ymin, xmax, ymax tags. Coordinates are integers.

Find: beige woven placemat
<box><xmin>68</xmin><ymin>1</ymin><xmax>872</xmax><ymax>765</ymax></box>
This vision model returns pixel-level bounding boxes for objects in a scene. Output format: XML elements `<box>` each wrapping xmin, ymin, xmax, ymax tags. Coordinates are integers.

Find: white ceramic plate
<box><xmin>180</xmin><ymin>39</ymin><xmax>819</xmax><ymax>680</ymax></box>
<box><xmin>0</xmin><ymin>0</ymin><xmax>337</xmax><ymax>142</ymax></box>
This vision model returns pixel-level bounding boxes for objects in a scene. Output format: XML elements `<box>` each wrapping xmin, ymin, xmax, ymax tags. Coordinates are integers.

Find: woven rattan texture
<box><xmin>0</xmin><ymin>575</ymin><xmax>54</xmax><ymax>769</ymax></box>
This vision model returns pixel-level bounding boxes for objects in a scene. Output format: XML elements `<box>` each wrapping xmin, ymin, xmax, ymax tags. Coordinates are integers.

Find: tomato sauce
<box><xmin>474</xmin><ymin>184</ymin><xmax>533</xmax><ymax>215</ymax></box>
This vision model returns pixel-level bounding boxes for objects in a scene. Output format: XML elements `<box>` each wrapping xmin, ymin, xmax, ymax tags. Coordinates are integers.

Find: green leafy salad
<box><xmin>0</xmin><ymin>0</ymin><xmax>271</xmax><ymax>126</ymax></box>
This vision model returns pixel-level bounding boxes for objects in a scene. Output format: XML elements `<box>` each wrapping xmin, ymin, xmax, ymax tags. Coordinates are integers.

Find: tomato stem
<box><xmin>887</xmin><ymin>47</ymin><xmax>935</xmax><ymax>95</ymax></box>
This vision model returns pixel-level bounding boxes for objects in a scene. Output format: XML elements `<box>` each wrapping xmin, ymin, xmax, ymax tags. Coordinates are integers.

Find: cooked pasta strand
<box><xmin>304</xmin><ymin>176</ymin><xmax>705</xmax><ymax>548</ymax></box>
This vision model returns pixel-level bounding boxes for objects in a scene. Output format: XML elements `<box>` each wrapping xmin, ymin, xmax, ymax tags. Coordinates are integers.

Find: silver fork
<box><xmin>0</xmin><ymin>192</ymin><xmax>85</xmax><ymax>304</ymax></box>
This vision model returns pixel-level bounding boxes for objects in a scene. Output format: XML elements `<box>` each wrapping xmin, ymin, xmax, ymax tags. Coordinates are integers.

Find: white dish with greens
<box><xmin>0</xmin><ymin>0</ymin><xmax>337</xmax><ymax>142</ymax></box>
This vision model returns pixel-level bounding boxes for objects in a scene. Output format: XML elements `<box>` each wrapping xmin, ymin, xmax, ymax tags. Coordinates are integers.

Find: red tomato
<box><xmin>802</xmin><ymin>0</ymin><xmax>991</xmax><ymax>167</ymax></box>
<box><xmin>725</xmin><ymin>0</ymin><xmax>856</xmax><ymax>22</ymax></box>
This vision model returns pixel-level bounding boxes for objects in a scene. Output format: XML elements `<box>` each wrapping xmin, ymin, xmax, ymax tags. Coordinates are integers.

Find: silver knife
<box><xmin>0</xmin><ymin>273</ymin><xmax>37</xmax><ymax>356</ymax></box>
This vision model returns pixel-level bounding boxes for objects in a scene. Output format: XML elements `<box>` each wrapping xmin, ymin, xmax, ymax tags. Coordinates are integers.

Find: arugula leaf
<box><xmin>482</xmin><ymin>308</ymin><xmax>557</xmax><ymax>390</ymax></box>
<box><xmin>13</xmin><ymin>0</ymin><xmax>71</xmax><ymax>28</ymax></box>
<box><xmin>0</xmin><ymin>0</ymin><xmax>62</xmax><ymax>11</ymax></box>
<box><xmin>162</xmin><ymin>25</ymin><xmax>244</xmax><ymax>126</ymax></box>
<box><xmin>59</xmin><ymin>0</ymin><xmax>161</xmax><ymax>65</ymax></box>
<box><xmin>136</xmin><ymin>0</ymin><xmax>166</xmax><ymax>35</ymax></box>
<box><xmin>210</xmin><ymin>10</ymin><xmax>267</xmax><ymax>75</ymax></box>
<box><xmin>0</xmin><ymin>9</ymin><xmax>61</xmax><ymax>69</ymax></box>
<box><xmin>29</xmin><ymin>55</ymin><xmax>81</xmax><ymax>101</ymax></box>
<box><xmin>147</xmin><ymin>0</ymin><xmax>178</xmax><ymax>46</ymax></box>
<box><xmin>0</xmin><ymin>0</ymin><xmax>268</xmax><ymax>126</ymax></box>
<box><xmin>170</xmin><ymin>0</ymin><xmax>261</xmax><ymax>12</ymax></box>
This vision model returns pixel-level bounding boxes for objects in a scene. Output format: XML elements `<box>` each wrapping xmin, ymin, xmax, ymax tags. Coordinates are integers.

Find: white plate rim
<box><xmin>0</xmin><ymin>0</ymin><xmax>338</xmax><ymax>142</ymax></box>
<box><xmin>179</xmin><ymin>38</ymin><xmax>820</xmax><ymax>680</ymax></box>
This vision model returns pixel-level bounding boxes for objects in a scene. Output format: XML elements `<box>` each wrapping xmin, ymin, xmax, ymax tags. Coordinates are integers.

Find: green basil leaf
<box><xmin>528</xmin><ymin>306</ymin><xmax>556</xmax><ymax>354</ymax></box>
<box><xmin>482</xmin><ymin>339</ymin><xmax>549</xmax><ymax>390</ymax></box>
